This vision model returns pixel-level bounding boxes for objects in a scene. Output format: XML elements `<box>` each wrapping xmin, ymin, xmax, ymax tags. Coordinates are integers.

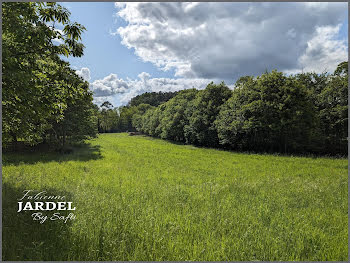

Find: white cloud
<box><xmin>115</xmin><ymin>2</ymin><xmax>126</xmax><ymax>9</ymax></box>
<box><xmin>86</xmin><ymin>69</ymin><xmax>214</xmax><ymax>105</ymax></box>
<box><xmin>90</xmin><ymin>73</ymin><xmax>129</xmax><ymax>97</ymax></box>
<box><xmin>76</xmin><ymin>67</ymin><xmax>91</xmax><ymax>81</ymax></box>
<box><xmin>114</xmin><ymin>2</ymin><xmax>347</xmax><ymax>80</ymax></box>
<box><xmin>118</xmin><ymin>74</ymin><xmax>212</xmax><ymax>105</ymax></box>
<box><xmin>297</xmin><ymin>25</ymin><xmax>348</xmax><ymax>73</ymax></box>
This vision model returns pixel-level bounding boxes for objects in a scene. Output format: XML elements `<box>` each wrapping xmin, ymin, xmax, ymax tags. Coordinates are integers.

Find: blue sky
<box><xmin>338</xmin><ymin>17</ymin><xmax>348</xmax><ymax>42</ymax></box>
<box><xmin>60</xmin><ymin>2</ymin><xmax>175</xmax><ymax>82</ymax></box>
<box><xmin>58</xmin><ymin>2</ymin><xmax>348</xmax><ymax>106</ymax></box>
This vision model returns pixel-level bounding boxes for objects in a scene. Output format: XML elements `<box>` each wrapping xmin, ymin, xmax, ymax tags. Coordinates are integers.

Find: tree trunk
<box><xmin>62</xmin><ymin>130</ymin><xmax>66</xmax><ymax>147</ymax></box>
<box><xmin>11</xmin><ymin>132</ymin><xmax>18</xmax><ymax>151</ymax></box>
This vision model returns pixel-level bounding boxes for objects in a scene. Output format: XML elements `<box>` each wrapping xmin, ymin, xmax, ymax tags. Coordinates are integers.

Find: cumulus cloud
<box><xmin>76</xmin><ymin>67</ymin><xmax>91</xmax><ymax>81</ymax></box>
<box><xmin>92</xmin><ymin>96</ymin><xmax>113</xmax><ymax>106</ymax></box>
<box><xmin>90</xmin><ymin>73</ymin><xmax>129</xmax><ymax>97</ymax></box>
<box><xmin>297</xmin><ymin>25</ymin><xmax>348</xmax><ymax>73</ymax></box>
<box><xmin>87</xmin><ymin>69</ymin><xmax>213</xmax><ymax>105</ymax></box>
<box><xmin>118</xmin><ymin>74</ymin><xmax>212</xmax><ymax>104</ymax></box>
<box><xmin>114</xmin><ymin>2</ymin><xmax>347</xmax><ymax>80</ymax></box>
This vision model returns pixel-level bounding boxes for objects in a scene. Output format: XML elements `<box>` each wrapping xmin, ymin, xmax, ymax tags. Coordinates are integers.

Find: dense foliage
<box><xmin>132</xmin><ymin>64</ymin><xmax>348</xmax><ymax>155</ymax></box>
<box><xmin>216</xmin><ymin>72</ymin><xmax>316</xmax><ymax>153</ymax></box>
<box><xmin>128</xmin><ymin>91</ymin><xmax>179</xmax><ymax>107</ymax></box>
<box><xmin>158</xmin><ymin>89</ymin><xmax>198</xmax><ymax>142</ymax></box>
<box><xmin>184</xmin><ymin>82</ymin><xmax>232</xmax><ymax>146</ymax></box>
<box><xmin>2</xmin><ymin>2</ymin><xmax>97</xmax><ymax>149</ymax></box>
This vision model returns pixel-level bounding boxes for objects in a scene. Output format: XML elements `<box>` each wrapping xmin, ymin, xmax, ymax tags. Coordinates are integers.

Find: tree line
<box><xmin>130</xmin><ymin>64</ymin><xmax>348</xmax><ymax>155</ymax></box>
<box><xmin>95</xmin><ymin>92</ymin><xmax>178</xmax><ymax>133</ymax></box>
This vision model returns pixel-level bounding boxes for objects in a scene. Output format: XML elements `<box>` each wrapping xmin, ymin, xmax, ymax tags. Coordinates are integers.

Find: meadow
<box><xmin>2</xmin><ymin>133</ymin><xmax>348</xmax><ymax>261</ymax></box>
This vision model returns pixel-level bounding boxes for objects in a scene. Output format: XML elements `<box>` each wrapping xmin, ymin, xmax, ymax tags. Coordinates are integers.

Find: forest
<box><xmin>2</xmin><ymin>2</ymin><xmax>348</xmax><ymax>156</ymax></box>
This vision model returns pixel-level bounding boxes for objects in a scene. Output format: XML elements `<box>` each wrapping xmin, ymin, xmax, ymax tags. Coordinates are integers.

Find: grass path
<box><xmin>2</xmin><ymin>133</ymin><xmax>348</xmax><ymax>260</ymax></box>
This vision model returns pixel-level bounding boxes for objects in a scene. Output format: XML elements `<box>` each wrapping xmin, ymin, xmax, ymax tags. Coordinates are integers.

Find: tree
<box><xmin>97</xmin><ymin>101</ymin><xmax>119</xmax><ymax>133</ymax></box>
<box><xmin>185</xmin><ymin>82</ymin><xmax>232</xmax><ymax>146</ymax></box>
<box><xmin>132</xmin><ymin>104</ymin><xmax>155</xmax><ymax>131</ymax></box>
<box><xmin>50</xmin><ymin>80</ymin><xmax>98</xmax><ymax>147</ymax></box>
<box><xmin>294</xmin><ymin>62</ymin><xmax>348</xmax><ymax>155</ymax></box>
<box><xmin>157</xmin><ymin>89</ymin><xmax>198</xmax><ymax>142</ymax></box>
<box><xmin>139</xmin><ymin>106</ymin><xmax>164</xmax><ymax>137</ymax></box>
<box><xmin>2</xmin><ymin>2</ymin><xmax>91</xmax><ymax>148</ymax></box>
<box><xmin>317</xmin><ymin>62</ymin><xmax>348</xmax><ymax>154</ymax></box>
<box><xmin>118</xmin><ymin>106</ymin><xmax>138</xmax><ymax>132</ymax></box>
<box><xmin>101</xmin><ymin>101</ymin><xmax>114</xmax><ymax>109</ymax></box>
<box><xmin>216</xmin><ymin>71</ymin><xmax>317</xmax><ymax>153</ymax></box>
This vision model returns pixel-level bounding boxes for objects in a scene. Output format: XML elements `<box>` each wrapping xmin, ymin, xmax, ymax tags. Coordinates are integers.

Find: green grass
<box><xmin>2</xmin><ymin>133</ymin><xmax>348</xmax><ymax>261</ymax></box>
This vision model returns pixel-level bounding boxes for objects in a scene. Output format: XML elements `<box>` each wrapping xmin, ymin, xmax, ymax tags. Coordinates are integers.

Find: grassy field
<box><xmin>2</xmin><ymin>133</ymin><xmax>348</xmax><ymax>261</ymax></box>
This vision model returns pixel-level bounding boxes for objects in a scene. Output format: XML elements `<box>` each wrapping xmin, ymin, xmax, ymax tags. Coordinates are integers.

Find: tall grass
<box><xmin>2</xmin><ymin>133</ymin><xmax>348</xmax><ymax>261</ymax></box>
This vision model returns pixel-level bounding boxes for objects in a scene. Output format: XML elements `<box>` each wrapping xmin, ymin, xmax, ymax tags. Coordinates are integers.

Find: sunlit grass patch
<box><xmin>2</xmin><ymin>133</ymin><xmax>348</xmax><ymax>261</ymax></box>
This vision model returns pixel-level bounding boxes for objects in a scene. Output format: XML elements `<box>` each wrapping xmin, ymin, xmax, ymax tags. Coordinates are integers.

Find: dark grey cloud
<box><xmin>115</xmin><ymin>2</ymin><xmax>347</xmax><ymax>80</ymax></box>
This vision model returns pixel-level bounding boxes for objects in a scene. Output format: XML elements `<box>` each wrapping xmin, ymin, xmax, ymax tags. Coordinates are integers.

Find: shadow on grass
<box><xmin>143</xmin><ymin>134</ymin><xmax>348</xmax><ymax>159</ymax></box>
<box><xmin>2</xmin><ymin>142</ymin><xmax>103</xmax><ymax>166</ymax></box>
<box><xmin>2</xmin><ymin>183</ymin><xmax>75</xmax><ymax>261</ymax></box>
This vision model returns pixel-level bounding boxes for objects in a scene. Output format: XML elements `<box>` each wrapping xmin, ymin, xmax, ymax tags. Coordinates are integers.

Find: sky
<box><xmin>59</xmin><ymin>2</ymin><xmax>348</xmax><ymax>107</ymax></box>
